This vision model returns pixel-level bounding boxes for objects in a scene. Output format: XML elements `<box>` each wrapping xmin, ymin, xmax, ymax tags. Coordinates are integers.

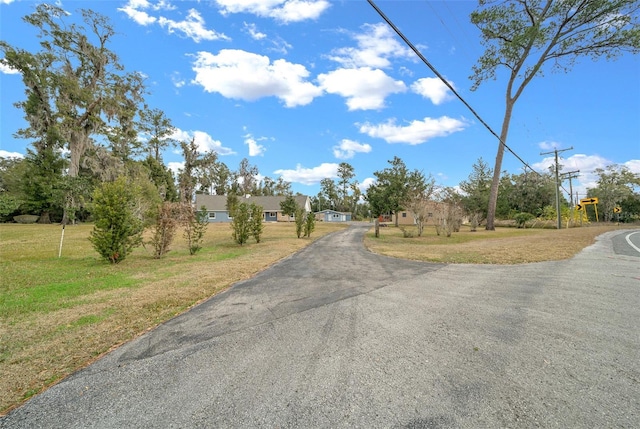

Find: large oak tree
<box><xmin>1</xmin><ymin>4</ymin><xmax>146</xmax><ymax>223</ymax></box>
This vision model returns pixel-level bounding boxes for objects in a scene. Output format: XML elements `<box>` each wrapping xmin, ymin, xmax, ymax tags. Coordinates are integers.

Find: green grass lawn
<box><xmin>0</xmin><ymin>221</ymin><xmax>346</xmax><ymax>414</ymax></box>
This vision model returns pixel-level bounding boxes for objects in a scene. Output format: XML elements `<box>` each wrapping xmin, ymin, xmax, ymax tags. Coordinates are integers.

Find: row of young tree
<box><xmin>88</xmin><ymin>177</ymin><xmax>210</xmax><ymax>264</ymax></box>
<box><xmin>88</xmin><ymin>178</ymin><xmax>317</xmax><ymax>264</ymax></box>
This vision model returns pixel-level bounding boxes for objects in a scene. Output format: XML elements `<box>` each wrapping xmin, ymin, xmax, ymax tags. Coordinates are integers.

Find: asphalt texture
<box><xmin>2</xmin><ymin>225</ymin><xmax>639</xmax><ymax>428</ymax></box>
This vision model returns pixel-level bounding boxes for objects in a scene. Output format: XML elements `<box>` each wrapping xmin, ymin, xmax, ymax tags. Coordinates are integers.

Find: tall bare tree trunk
<box><xmin>486</xmin><ymin>100</ymin><xmax>515</xmax><ymax>231</ymax></box>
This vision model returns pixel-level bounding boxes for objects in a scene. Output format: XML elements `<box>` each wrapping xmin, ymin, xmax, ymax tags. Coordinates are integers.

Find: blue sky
<box><xmin>1</xmin><ymin>0</ymin><xmax>639</xmax><ymax>200</ymax></box>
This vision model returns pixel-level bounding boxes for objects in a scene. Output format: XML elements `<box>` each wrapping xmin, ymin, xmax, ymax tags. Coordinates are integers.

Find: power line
<box><xmin>441</xmin><ymin>1</ymin><xmax>476</xmax><ymax>63</ymax></box>
<box><xmin>366</xmin><ymin>0</ymin><xmax>541</xmax><ymax>177</ymax></box>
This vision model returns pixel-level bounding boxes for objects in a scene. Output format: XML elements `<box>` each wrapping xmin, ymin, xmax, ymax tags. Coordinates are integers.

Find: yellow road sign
<box><xmin>613</xmin><ymin>207</ymin><xmax>622</xmax><ymax>213</ymax></box>
<box><xmin>576</xmin><ymin>204</ymin><xmax>583</xmax><ymax>211</ymax></box>
<box><xmin>580</xmin><ymin>197</ymin><xmax>599</xmax><ymax>205</ymax></box>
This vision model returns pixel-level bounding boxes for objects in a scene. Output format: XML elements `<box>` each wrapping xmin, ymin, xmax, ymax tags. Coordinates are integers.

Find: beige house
<box><xmin>392</xmin><ymin>201</ymin><xmax>465</xmax><ymax>226</ymax></box>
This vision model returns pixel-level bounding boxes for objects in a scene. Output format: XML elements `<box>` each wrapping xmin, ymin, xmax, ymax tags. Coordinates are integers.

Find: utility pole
<box><xmin>561</xmin><ymin>170</ymin><xmax>580</xmax><ymax>227</ymax></box>
<box><xmin>540</xmin><ymin>147</ymin><xmax>573</xmax><ymax>229</ymax></box>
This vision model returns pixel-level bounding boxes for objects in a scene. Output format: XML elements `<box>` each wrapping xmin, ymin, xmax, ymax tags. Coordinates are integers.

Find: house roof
<box><xmin>316</xmin><ymin>209</ymin><xmax>351</xmax><ymax>215</ymax></box>
<box><xmin>195</xmin><ymin>194</ymin><xmax>310</xmax><ymax>212</ymax></box>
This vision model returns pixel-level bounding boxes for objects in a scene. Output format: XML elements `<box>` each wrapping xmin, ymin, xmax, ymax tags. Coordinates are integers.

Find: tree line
<box><xmin>0</xmin><ymin>4</ymin><xmax>297</xmax><ymax>226</ymax></box>
<box><xmin>363</xmin><ymin>156</ymin><xmax>639</xmax><ymax>235</ymax></box>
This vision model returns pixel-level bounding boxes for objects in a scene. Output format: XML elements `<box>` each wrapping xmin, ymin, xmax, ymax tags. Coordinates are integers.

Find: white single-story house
<box><xmin>315</xmin><ymin>209</ymin><xmax>352</xmax><ymax>222</ymax></box>
<box><xmin>194</xmin><ymin>194</ymin><xmax>311</xmax><ymax>223</ymax></box>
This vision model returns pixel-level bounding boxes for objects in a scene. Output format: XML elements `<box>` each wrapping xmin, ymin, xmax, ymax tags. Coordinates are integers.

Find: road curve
<box><xmin>1</xmin><ymin>225</ymin><xmax>639</xmax><ymax>428</ymax></box>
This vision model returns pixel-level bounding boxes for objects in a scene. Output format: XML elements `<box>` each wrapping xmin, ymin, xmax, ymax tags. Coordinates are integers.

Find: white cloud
<box><xmin>328</xmin><ymin>23</ymin><xmax>414</xmax><ymax>69</ymax></box>
<box><xmin>171</xmin><ymin>72</ymin><xmax>186</xmax><ymax>88</ymax></box>
<box><xmin>359</xmin><ymin>177</ymin><xmax>376</xmax><ymax>193</ymax></box>
<box><xmin>274</xmin><ymin>163</ymin><xmax>338</xmax><ymax>185</ymax></box>
<box><xmin>153</xmin><ymin>1</ymin><xmax>176</xmax><ymax>11</ymax></box>
<box><xmin>532</xmin><ymin>153</ymin><xmax>608</xmax><ymax>175</ymax></box>
<box><xmin>0</xmin><ymin>150</ymin><xmax>23</xmax><ymax>159</ymax></box>
<box><xmin>118</xmin><ymin>0</ymin><xmax>157</xmax><ymax>25</ymax></box>
<box><xmin>241</xmin><ymin>22</ymin><xmax>291</xmax><ymax>54</ymax></box>
<box><xmin>318</xmin><ymin>67</ymin><xmax>406</xmax><ymax>111</ymax></box>
<box><xmin>167</xmin><ymin>161</ymin><xmax>184</xmax><ymax>178</ymax></box>
<box><xmin>170</xmin><ymin>128</ymin><xmax>235</xmax><ymax>155</ymax></box>
<box><xmin>332</xmin><ymin>139</ymin><xmax>371</xmax><ymax>160</ymax></box>
<box><xmin>119</xmin><ymin>1</ymin><xmax>229</xmax><ymax>42</ymax></box>
<box><xmin>243</xmin><ymin>22</ymin><xmax>266</xmax><ymax>40</ymax></box>
<box><xmin>244</xmin><ymin>134</ymin><xmax>266</xmax><ymax>156</ymax></box>
<box><xmin>533</xmin><ymin>153</ymin><xmax>640</xmax><ymax>178</ymax></box>
<box><xmin>0</xmin><ymin>62</ymin><xmax>19</xmax><ymax>74</ymax></box>
<box><xmin>624</xmin><ymin>159</ymin><xmax>640</xmax><ymax>174</ymax></box>
<box><xmin>192</xmin><ymin>49</ymin><xmax>322</xmax><ymax>107</ymax></box>
<box><xmin>530</xmin><ymin>153</ymin><xmax>636</xmax><ymax>198</ymax></box>
<box><xmin>538</xmin><ymin>140</ymin><xmax>562</xmax><ymax>151</ymax></box>
<box><xmin>1</xmin><ymin>0</ymin><xmax>16</xmax><ymax>4</ymax></box>
<box><xmin>359</xmin><ymin>116</ymin><xmax>468</xmax><ymax>145</ymax></box>
<box><xmin>215</xmin><ymin>0</ymin><xmax>330</xmax><ymax>23</ymax></box>
<box><xmin>411</xmin><ymin>77</ymin><xmax>454</xmax><ymax>105</ymax></box>
<box><xmin>268</xmin><ymin>37</ymin><xmax>293</xmax><ymax>55</ymax></box>
<box><xmin>158</xmin><ymin>9</ymin><xmax>229</xmax><ymax>42</ymax></box>
<box><xmin>436</xmin><ymin>172</ymin><xmax>449</xmax><ymax>181</ymax></box>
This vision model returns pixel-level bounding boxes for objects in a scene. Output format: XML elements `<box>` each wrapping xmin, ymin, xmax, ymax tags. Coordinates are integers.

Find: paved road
<box><xmin>613</xmin><ymin>230</ymin><xmax>640</xmax><ymax>257</ymax></box>
<box><xmin>2</xmin><ymin>225</ymin><xmax>639</xmax><ymax>428</ymax></box>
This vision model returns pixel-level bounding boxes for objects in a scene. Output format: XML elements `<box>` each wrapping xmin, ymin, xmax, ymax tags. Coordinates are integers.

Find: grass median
<box><xmin>364</xmin><ymin>223</ymin><xmax>634</xmax><ymax>264</ymax></box>
<box><xmin>0</xmin><ymin>221</ymin><xmax>346</xmax><ymax>414</ymax></box>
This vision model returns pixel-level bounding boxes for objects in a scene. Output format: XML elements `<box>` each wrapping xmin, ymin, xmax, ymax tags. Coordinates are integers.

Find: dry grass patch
<box><xmin>0</xmin><ymin>221</ymin><xmax>346</xmax><ymax>414</ymax></box>
<box><xmin>364</xmin><ymin>224</ymin><xmax>632</xmax><ymax>264</ymax></box>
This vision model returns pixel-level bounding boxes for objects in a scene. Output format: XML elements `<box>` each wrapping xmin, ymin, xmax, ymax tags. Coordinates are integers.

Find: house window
<box><xmin>332</xmin><ymin>214</ymin><xmax>340</xmax><ymax>219</ymax></box>
<box><xmin>208</xmin><ymin>212</ymin><xmax>216</xmax><ymax>220</ymax></box>
<box><xmin>269</xmin><ymin>212</ymin><xmax>276</xmax><ymax>217</ymax></box>
<box><xmin>402</xmin><ymin>212</ymin><xmax>407</xmax><ymax>218</ymax></box>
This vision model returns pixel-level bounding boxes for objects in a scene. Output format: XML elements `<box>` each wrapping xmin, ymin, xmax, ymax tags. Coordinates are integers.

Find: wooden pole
<box><xmin>58</xmin><ymin>224</ymin><xmax>65</xmax><ymax>258</ymax></box>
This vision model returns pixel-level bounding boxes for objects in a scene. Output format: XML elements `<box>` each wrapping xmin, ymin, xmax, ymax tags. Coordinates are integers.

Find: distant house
<box><xmin>315</xmin><ymin>209</ymin><xmax>351</xmax><ymax>222</ymax></box>
<box><xmin>397</xmin><ymin>211</ymin><xmax>419</xmax><ymax>225</ymax></box>
<box><xmin>395</xmin><ymin>201</ymin><xmax>467</xmax><ymax>226</ymax></box>
<box><xmin>194</xmin><ymin>194</ymin><xmax>311</xmax><ymax>223</ymax></box>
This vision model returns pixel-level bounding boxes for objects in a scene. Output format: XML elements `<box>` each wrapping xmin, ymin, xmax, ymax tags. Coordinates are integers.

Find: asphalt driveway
<box><xmin>2</xmin><ymin>224</ymin><xmax>638</xmax><ymax>428</ymax></box>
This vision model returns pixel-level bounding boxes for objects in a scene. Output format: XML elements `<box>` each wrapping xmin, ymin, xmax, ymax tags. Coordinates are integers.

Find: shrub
<box><xmin>148</xmin><ymin>201</ymin><xmax>180</xmax><ymax>259</ymax></box>
<box><xmin>304</xmin><ymin>211</ymin><xmax>315</xmax><ymax>238</ymax></box>
<box><xmin>183</xmin><ymin>204</ymin><xmax>208</xmax><ymax>255</ymax></box>
<box><xmin>250</xmin><ymin>203</ymin><xmax>264</xmax><ymax>243</ymax></box>
<box><xmin>89</xmin><ymin>177</ymin><xmax>143</xmax><ymax>264</ymax></box>
<box><xmin>295</xmin><ymin>206</ymin><xmax>305</xmax><ymax>238</ymax></box>
<box><xmin>0</xmin><ymin>194</ymin><xmax>22</xmax><ymax>222</ymax></box>
<box><xmin>399</xmin><ymin>226</ymin><xmax>414</xmax><ymax>238</ymax></box>
<box><xmin>230</xmin><ymin>202</ymin><xmax>251</xmax><ymax>245</ymax></box>
<box><xmin>514</xmin><ymin>212</ymin><xmax>535</xmax><ymax>228</ymax></box>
